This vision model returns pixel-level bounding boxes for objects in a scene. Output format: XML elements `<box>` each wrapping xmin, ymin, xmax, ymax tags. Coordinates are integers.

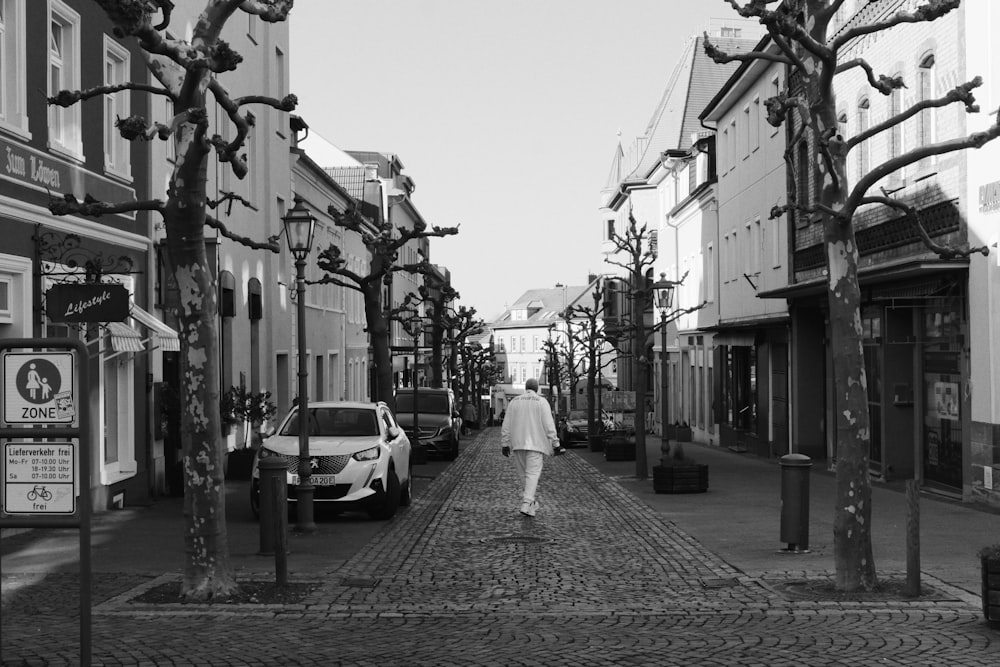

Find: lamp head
<box><xmin>283</xmin><ymin>197</ymin><xmax>316</xmax><ymax>260</ymax></box>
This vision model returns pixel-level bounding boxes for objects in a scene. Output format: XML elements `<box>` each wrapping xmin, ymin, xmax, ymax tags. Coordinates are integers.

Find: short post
<box><xmin>258</xmin><ymin>457</ymin><xmax>288</xmax><ymax>557</ymax></box>
<box><xmin>273</xmin><ymin>476</ymin><xmax>288</xmax><ymax>587</ymax></box>
<box><xmin>905</xmin><ymin>479</ymin><xmax>921</xmax><ymax>597</ymax></box>
<box><xmin>779</xmin><ymin>453</ymin><xmax>811</xmax><ymax>553</ymax></box>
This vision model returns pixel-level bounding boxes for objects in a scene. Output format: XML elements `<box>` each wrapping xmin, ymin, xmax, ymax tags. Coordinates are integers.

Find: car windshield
<box><xmin>395</xmin><ymin>393</ymin><xmax>450</xmax><ymax>414</ymax></box>
<box><xmin>280</xmin><ymin>407</ymin><xmax>379</xmax><ymax>437</ymax></box>
<box><xmin>567</xmin><ymin>410</ymin><xmax>588</xmax><ymax>420</ymax></box>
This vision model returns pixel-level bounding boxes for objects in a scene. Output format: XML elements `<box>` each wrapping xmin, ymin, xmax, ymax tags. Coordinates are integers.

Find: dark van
<box><xmin>394</xmin><ymin>388</ymin><xmax>461</xmax><ymax>460</ymax></box>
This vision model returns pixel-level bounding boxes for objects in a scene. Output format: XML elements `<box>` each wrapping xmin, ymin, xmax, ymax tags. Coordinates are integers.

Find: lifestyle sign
<box><xmin>46</xmin><ymin>284</ymin><xmax>129</xmax><ymax>322</ymax></box>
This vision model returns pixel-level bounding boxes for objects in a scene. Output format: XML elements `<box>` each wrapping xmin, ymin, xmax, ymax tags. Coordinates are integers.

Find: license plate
<box><xmin>290</xmin><ymin>474</ymin><xmax>337</xmax><ymax>486</ymax></box>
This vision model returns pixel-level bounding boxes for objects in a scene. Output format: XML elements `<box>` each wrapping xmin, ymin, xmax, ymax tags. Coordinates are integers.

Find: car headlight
<box><xmin>352</xmin><ymin>446</ymin><xmax>381</xmax><ymax>461</ymax></box>
<box><xmin>257</xmin><ymin>446</ymin><xmax>278</xmax><ymax>459</ymax></box>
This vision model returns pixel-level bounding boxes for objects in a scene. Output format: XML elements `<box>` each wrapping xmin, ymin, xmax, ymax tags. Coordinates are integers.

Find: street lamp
<box><xmin>653</xmin><ymin>273</ymin><xmax>675</xmax><ymax>458</ymax></box>
<box><xmin>283</xmin><ymin>197</ymin><xmax>316</xmax><ymax>533</ymax></box>
<box><xmin>402</xmin><ymin>311</ymin><xmax>424</xmax><ymax>456</ymax></box>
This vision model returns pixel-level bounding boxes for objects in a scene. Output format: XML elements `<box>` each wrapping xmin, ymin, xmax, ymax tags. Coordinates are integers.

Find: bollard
<box><xmin>779</xmin><ymin>453</ymin><xmax>811</xmax><ymax>553</ymax></box>
<box><xmin>258</xmin><ymin>457</ymin><xmax>288</xmax><ymax>556</ymax></box>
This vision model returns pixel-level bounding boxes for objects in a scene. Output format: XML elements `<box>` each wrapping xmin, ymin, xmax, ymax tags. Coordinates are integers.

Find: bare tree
<box><xmin>604</xmin><ymin>212</ymin><xmax>658</xmax><ymax>479</ymax></box>
<box><xmin>416</xmin><ymin>273</ymin><xmax>459</xmax><ymax>388</ymax></box>
<box><xmin>315</xmin><ymin>205</ymin><xmax>457</xmax><ymax>407</ymax></box>
<box><xmin>707</xmin><ymin>0</ymin><xmax>999</xmax><ymax>591</ymax></box>
<box><xmin>46</xmin><ymin>0</ymin><xmax>297</xmax><ymax>600</ymax></box>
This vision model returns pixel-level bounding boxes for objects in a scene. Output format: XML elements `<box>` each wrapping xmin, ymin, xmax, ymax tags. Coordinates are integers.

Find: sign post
<box><xmin>1</xmin><ymin>339</ymin><xmax>90</xmax><ymax>667</ymax></box>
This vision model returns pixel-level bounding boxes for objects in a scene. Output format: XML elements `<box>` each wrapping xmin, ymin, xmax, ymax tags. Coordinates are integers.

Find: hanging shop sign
<box><xmin>46</xmin><ymin>284</ymin><xmax>129</xmax><ymax>323</ymax></box>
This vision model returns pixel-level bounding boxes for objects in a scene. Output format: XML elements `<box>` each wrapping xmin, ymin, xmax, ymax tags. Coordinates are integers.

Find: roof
<box><xmin>623</xmin><ymin>35</ymin><xmax>759</xmax><ymax>183</ymax></box>
<box><xmin>490</xmin><ymin>283</ymin><xmax>598</xmax><ymax>328</ymax></box>
<box><xmin>324</xmin><ymin>166</ymin><xmax>367</xmax><ymax>200</ymax></box>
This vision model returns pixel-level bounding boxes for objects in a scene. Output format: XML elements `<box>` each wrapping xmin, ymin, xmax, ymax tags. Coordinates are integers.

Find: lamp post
<box><xmin>653</xmin><ymin>273</ymin><xmax>675</xmax><ymax>458</ymax></box>
<box><xmin>283</xmin><ymin>197</ymin><xmax>317</xmax><ymax>533</ymax></box>
<box><xmin>402</xmin><ymin>311</ymin><xmax>424</xmax><ymax>455</ymax></box>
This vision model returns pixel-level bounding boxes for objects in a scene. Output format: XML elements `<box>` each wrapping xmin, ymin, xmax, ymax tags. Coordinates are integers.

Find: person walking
<box><xmin>500</xmin><ymin>378</ymin><xmax>560</xmax><ymax>517</ymax></box>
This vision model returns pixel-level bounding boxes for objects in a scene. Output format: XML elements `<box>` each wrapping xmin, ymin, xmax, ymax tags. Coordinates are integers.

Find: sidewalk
<box><xmin>582</xmin><ymin>435</ymin><xmax>1000</xmax><ymax>595</ymax></box>
<box><xmin>3</xmin><ymin>427</ymin><xmax>999</xmax><ymax>666</ymax></box>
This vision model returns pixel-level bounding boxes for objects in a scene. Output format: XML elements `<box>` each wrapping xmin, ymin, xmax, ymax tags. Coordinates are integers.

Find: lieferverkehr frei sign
<box><xmin>2</xmin><ymin>352</ymin><xmax>75</xmax><ymax>424</ymax></box>
<box><xmin>46</xmin><ymin>283</ymin><xmax>128</xmax><ymax>323</ymax></box>
<box><xmin>3</xmin><ymin>442</ymin><xmax>76</xmax><ymax>514</ymax></box>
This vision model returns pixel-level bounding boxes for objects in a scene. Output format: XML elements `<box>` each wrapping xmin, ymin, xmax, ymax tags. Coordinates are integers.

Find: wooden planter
<box><xmin>604</xmin><ymin>435</ymin><xmax>635</xmax><ymax>462</ymax></box>
<box><xmin>982</xmin><ymin>554</ymin><xmax>1000</xmax><ymax>628</ymax></box>
<box><xmin>666</xmin><ymin>425</ymin><xmax>693</xmax><ymax>442</ymax></box>
<box><xmin>653</xmin><ymin>463</ymin><xmax>709</xmax><ymax>493</ymax></box>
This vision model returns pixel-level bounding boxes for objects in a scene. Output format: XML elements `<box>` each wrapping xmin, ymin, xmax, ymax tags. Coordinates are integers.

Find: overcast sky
<box><xmin>289</xmin><ymin>0</ymin><xmax>741</xmax><ymax>320</ymax></box>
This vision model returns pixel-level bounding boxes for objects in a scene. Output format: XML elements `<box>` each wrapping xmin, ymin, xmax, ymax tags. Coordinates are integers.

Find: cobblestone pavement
<box><xmin>3</xmin><ymin>430</ymin><xmax>998</xmax><ymax>666</ymax></box>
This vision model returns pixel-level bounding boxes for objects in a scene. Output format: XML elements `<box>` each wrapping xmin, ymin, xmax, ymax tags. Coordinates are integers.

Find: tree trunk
<box><xmin>430</xmin><ymin>316</ymin><xmax>444</xmax><ymax>388</ymax></box>
<box><xmin>164</xmin><ymin>125</ymin><xmax>236</xmax><ymax>600</ymax></box>
<box><xmin>364</xmin><ymin>283</ymin><xmax>394</xmax><ymax>408</ymax></box>
<box><xmin>825</xmin><ymin>214</ymin><xmax>878</xmax><ymax>591</ymax></box>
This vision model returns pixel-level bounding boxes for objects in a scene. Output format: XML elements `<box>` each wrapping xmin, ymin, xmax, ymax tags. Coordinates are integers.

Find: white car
<box><xmin>250</xmin><ymin>401</ymin><xmax>412</xmax><ymax>520</ymax></box>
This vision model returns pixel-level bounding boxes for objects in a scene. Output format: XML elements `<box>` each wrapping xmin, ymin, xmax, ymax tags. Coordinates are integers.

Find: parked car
<box><xmin>394</xmin><ymin>387</ymin><xmax>461</xmax><ymax>460</ymax></box>
<box><xmin>558</xmin><ymin>409</ymin><xmax>617</xmax><ymax>447</ymax></box>
<box><xmin>250</xmin><ymin>401</ymin><xmax>412</xmax><ymax>520</ymax></box>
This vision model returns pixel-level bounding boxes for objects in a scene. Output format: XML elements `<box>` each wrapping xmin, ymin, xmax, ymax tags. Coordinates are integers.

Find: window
<box><xmin>0</xmin><ymin>274</ymin><xmax>9</xmax><ymax>322</ymax></box>
<box><xmin>750</xmin><ymin>96</ymin><xmax>760</xmax><ymax>151</ymax></box>
<box><xmin>720</xmin><ymin>127</ymin><xmax>729</xmax><ymax>174</ymax></box>
<box><xmin>856</xmin><ymin>98</ymin><xmax>870</xmax><ymax>179</ymax></box>
<box><xmin>751</xmin><ymin>218</ymin><xmax>762</xmax><ymax>275</ymax></box>
<box><xmin>742</xmin><ymin>104</ymin><xmax>751</xmax><ymax>158</ymax></box>
<box><xmin>719</xmin><ymin>26</ymin><xmax>742</xmax><ymax>38</ymax></box>
<box><xmin>275</xmin><ymin>46</ymin><xmax>287</xmax><ymax>137</ymax></box>
<box><xmin>606</xmin><ymin>219</ymin><xmax>615</xmax><ymax>240</ymax></box>
<box><xmin>533</xmin><ymin>336</ymin><xmax>539</xmax><ymax>351</ymax></box>
<box><xmin>769</xmin><ymin>76</ymin><xmax>781</xmax><ymax>136</ymax></box>
<box><xmin>0</xmin><ymin>0</ymin><xmax>28</xmax><ymax>136</ymax></box>
<box><xmin>705</xmin><ymin>244</ymin><xmax>714</xmax><ymax>303</ymax></box>
<box><xmin>728</xmin><ymin>119</ymin><xmax>736</xmax><ymax>170</ymax></box>
<box><xmin>771</xmin><ymin>216</ymin><xmax>782</xmax><ymax>269</ymax></box>
<box><xmin>722</xmin><ymin>234</ymin><xmax>730</xmax><ymax>284</ymax></box>
<box><xmin>888</xmin><ymin>80</ymin><xmax>903</xmax><ymax>161</ymax></box>
<box><xmin>49</xmin><ymin>0</ymin><xmax>82</xmax><ymax>157</ymax></box>
<box><xmin>104</xmin><ymin>36</ymin><xmax>131</xmax><ymax>178</ymax></box>
<box><xmin>796</xmin><ymin>139</ymin><xmax>810</xmax><ymax>226</ymax></box>
<box><xmin>917</xmin><ymin>53</ymin><xmax>935</xmax><ymax>152</ymax></box>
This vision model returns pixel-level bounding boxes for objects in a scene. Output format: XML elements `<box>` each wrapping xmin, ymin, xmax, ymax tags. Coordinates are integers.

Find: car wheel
<box><xmin>399</xmin><ymin>461</ymin><xmax>413</xmax><ymax>507</ymax></box>
<box><xmin>370</xmin><ymin>468</ymin><xmax>400</xmax><ymax>520</ymax></box>
<box><xmin>250</xmin><ymin>478</ymin><xmax>260</xmax><ymax>520</ymax></box>
<box><xmin>445</xmin><ymin>441</ymin><xmax>459</xmax><ymax>461</ymax></box>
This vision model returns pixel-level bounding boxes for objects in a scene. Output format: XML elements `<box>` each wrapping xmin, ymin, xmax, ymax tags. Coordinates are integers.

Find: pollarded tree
<box><xmin>46</xmin><ymin>0</ymin><xmax>296</xmax><ymax>601</ymax></box>
<box><xmin>604</xmin><ymin>211</ymin><xmax>658</xmax><ymax>480</ymax></box>
<box><xmin>444</xmin><ymin>306</ymin><xmax>484</xmax><ymax>402</ymax></box>
<box><xmin>315</xmin><ymin>206</ymin><xmax>457</xmax><ymax>407</ymax></box>
<box><xmin>707</xmin><ymin>0</ymin><xmax>999</xmax><ymax>591</ymax></box>
<box><xmin>416</xmin><ymin>272</ymin><xmax>459</xmax><ymax>388</ymax></box>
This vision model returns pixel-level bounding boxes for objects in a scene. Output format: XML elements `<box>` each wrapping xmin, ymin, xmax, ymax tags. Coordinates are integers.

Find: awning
<box><xmin>757</xmin><ymin>259</ymin><xmax>969</xmax><ymax>300</ymax></box>
<box><xmin>712</xmin><ymin>332</ymin><xmax>757</xmax><ymax>347</ymax></box>
<box><xmin>106</xmin><ymin>322</ymin><xmax>145</xmax><ymax>353</ymax></box>
<box><xmin>130</xmin><ymin>304</ymin><xmax>180</xmax><ymax>352</ymax></box>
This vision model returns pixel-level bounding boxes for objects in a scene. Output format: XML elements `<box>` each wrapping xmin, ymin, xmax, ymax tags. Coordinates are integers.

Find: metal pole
<box><xmin>294</xmin><ymin>256</ymin><xmax>315</xmax><ymax>533</ymax></box>
<box><xmin>660</xmin><ymin>310</ymin><xmax>670</xmax><ymax>458</ymax></box>
<box><xmin>905</xmin><ymin>479</ymin><xmax>921</xmax><ymax>597</ymax></box>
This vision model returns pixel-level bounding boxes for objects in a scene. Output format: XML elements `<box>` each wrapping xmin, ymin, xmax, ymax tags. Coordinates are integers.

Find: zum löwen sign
<box><xmin>47</xmin><ymin>284</ymin><xmax>128</xmax><ymax>323</ymax></box>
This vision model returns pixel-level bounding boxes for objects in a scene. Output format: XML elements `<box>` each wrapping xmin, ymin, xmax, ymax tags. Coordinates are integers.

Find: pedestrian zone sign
<box><xmin>2</xmin><ymin>352</ymin><xmax>75</xmax><ymax>424</ymax></box>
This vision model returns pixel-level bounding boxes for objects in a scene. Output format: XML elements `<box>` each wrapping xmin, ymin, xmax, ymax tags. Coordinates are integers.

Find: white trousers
<box><xmin>512</xmin><ymin>450</ymin><xmax>545</xmax><ymax>503</ymax></box>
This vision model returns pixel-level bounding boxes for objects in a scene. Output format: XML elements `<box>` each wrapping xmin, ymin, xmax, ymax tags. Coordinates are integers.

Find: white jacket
<box><xmin>500</xmin><ymin>390</ymin><xmax>558</xmax><ymax>456</ymax></box>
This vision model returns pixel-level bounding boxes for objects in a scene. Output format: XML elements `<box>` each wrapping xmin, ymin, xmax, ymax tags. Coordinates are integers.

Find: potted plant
<box><xmin>221</xmin><ymin>386</ymin><xmax>277</xmax><ymax>480</ymax></box>
<box><xmin>980</xmin><ymin>544</ymin><xmax>1000</xmax><ymax>628</ymax></box>
<box><xmin>653</xmin><ymin>441</ymin><xmax>708</xmax><ymax>493</ymax></box>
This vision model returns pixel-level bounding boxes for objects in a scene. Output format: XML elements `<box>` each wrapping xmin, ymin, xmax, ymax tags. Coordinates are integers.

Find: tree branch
<box><xmin>207</xmin><ymin>191</ymin><xmax>259</xmax><ymax>216</ymax></box>
<box><xmin>835</xmin><ymin>58</ymin><xmax>906</xmax><ymax>96</ymax></box>
<box><xmin>48</xmin><ymin>193</ymin><xmax>164</xmax><ymax>218</ymax></box>
<box><xmin>703</xmin><ymin>33</ymin><xmax>792</xmax><ymax>67</ymax></box>
<box><xmin>833</xmin><ymin>0</ymin><xmax>960</xmax><ymax>51</ymax></box>
<box><xmin>859</xmin><ymin>194</ymin><xmax>990</xmax><ymax>259</ymax></box>
<box><xmin>204</xmin><ymin>216</ymin><xmax>280</xmax><ymax>252</ymax></box>
<box><xmin>846</xmin><ymin>119</ymin><xmax>1000</xmax><ymax>212</ymax></box>
<box><xmin>308</xmin><ymin>275</ymin><xmax>364</xmax><ymax>293</ymax></box>
<box><xmin>847</xmin><ymin>77</ymin><xmax>985</xmax><ymax>151</ymax></box>
<box><xmin>47</xmin><ymin>81</ymin><xmax>171</xmax><ymax>108</ymax></box>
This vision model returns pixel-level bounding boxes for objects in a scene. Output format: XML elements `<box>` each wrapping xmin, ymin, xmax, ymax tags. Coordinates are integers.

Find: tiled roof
<box><xmin>324</xmin><ymin>167</ymin><xmax>366</xmax><ymax>200</ymax></box>
<box><xmin>491</xmin><ymin>285</ymin><xmax>596</xmax><ymax>328</ymax></box>
<box><xmin>627</xmin><ymin>35</ymin><xmax>757</xmax><ymax>181</ymax></box>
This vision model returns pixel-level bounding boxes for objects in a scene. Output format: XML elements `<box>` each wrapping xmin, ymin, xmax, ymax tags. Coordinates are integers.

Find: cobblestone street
<box><xmin>3</xmin><ymin>429</ymin><xmax>998</xmax><ymax>665</ymax></box>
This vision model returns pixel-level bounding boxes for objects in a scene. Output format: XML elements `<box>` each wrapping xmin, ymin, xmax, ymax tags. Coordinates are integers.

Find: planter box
<box><xmin>666</xmin><ymin>425</ymin><xmax>693</xmax><ymax>442</ymax></box>
<box><xmin>604</xmin><ymin>435</ymin><xmax>635</xmax><ymax>462</ymax></box>
<box><xmin>588</xmin><ymin>434</ymin><xmax>605</xmax><ymax>453</ymax></box>
<box><xmin>982</xmin><ymin>555</ymin><xmax>1000</xmax><ymax>628</ymax></box>
<box><xmin>225</xmin><ymin>448</ymin><xmax>256</xmax><ymax>481</ymax></box>
<box><xmin>653</xmin><ymin>463</ymin><xmax>709</xmax><ymax>494</ymax></box>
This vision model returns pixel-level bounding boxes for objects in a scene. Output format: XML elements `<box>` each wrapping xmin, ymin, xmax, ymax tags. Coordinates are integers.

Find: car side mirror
<box><xmin>387</xmin><ymin>426</ymin><xmax>401</xmax><ymax>440</ymax></box>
